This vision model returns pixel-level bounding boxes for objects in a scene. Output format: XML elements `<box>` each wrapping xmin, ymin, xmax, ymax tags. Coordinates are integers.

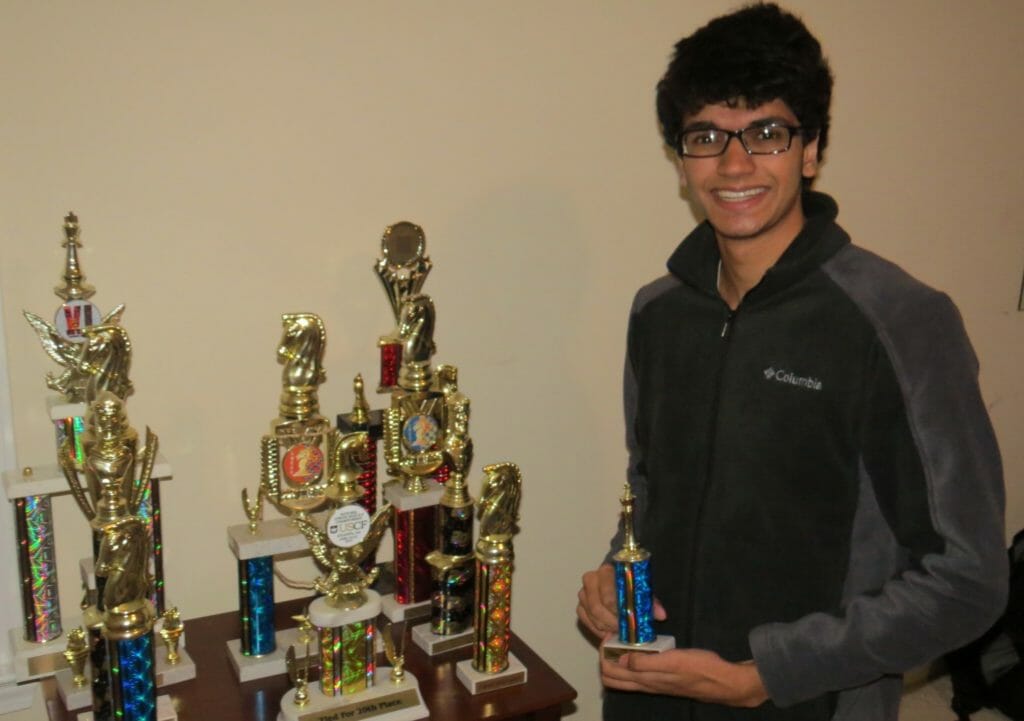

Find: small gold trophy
<box><xmin>63</xmin><ymin>627</ymin><xmax>90</xmax><ymax>687</ymax></box>
<box><xmin>278</xmin><ymin>471</ymin><xmax>428</xmax><ymax>720</ymax></box>
<box><xmin>456</xmin><ymin>463</ymin><xmax>528</xmax><ymax>693</ymax></box>
<box><xmin>158</xmin><ymin>607</ymin><xmax>184</xmax><ymax>665</ymax></box>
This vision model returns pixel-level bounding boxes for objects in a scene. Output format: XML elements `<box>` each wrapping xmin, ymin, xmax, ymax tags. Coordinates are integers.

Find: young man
<box><xmin>576</xmin><ymin>4</ymin><xmax>1008</xmax><ymax>720</ymax></box>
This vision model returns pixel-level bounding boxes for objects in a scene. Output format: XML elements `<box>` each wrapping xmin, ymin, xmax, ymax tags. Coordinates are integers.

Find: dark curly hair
<box><xmin>656</xmin><ymin>3</ymin><xmax>833</xmax><ymax>164</ymax></box>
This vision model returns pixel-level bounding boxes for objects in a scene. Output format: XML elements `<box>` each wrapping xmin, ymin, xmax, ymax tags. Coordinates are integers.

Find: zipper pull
<box><xmin>721</xmin><ymin>311</ymin><xmax>735</xmax><ymax>339</ymax></box>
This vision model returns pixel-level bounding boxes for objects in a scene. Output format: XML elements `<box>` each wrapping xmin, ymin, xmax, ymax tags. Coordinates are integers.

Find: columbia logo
<box><xmin>763</xmin><ymin>367</ymin><xmax>823</xmax><ymax>391</ymax></box>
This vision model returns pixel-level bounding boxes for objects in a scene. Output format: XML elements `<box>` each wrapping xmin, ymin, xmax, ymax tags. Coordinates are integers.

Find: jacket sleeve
<box><xmin>750</xmin><ymin>289</ymin><xmax>1008</xmax><ymax>706</ymax></box>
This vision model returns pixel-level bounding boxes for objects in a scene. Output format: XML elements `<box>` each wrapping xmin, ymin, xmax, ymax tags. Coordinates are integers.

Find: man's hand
<box><xmin>601</xmin><ymin>647</ymin><xmax>769</xmax><ymax>708</ymax></box>
<box><xmin>577</xmin><ymin>563</ymin><xmax>667</xmax><ymax>640</ymax></box>
<box><xmin>577</xmin><ymin>564</ymin><xmax>618</xmax><ymax>640</ymax></box>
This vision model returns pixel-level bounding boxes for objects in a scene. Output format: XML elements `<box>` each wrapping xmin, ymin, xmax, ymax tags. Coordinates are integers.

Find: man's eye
<box><xmin>689</xmin><ymin>131</ymin><xmax>719</xmax><ymax>145</ymax></box>
<box><xmin>754</xmin><ymin>126</ymin><xmax>785</xmax><ymax>141</ymax></box>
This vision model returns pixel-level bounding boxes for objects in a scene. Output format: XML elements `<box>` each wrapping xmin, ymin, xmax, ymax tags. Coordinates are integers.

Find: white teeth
<box><xmin>716</xmin><ymin>188</ymin><xmax>764</xmax><ymax>200</ymax></box>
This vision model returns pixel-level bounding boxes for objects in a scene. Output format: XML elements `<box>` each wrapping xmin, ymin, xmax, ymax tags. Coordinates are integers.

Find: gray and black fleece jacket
<box><xmin>604</xmin><ymin>192</ymin><xmax>1008</xmax><ymax>721</ymax></box>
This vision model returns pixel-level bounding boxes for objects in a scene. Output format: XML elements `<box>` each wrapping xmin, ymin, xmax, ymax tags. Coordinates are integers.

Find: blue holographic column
<box><xmin>110</xmin><ymin>633</ymin><xmax>156</xmax><ymax>721</ymax></box>
<box><xmin>239</xmin><ymin>556</ymin><xmax>275</xmax><ymax>656</ymax></box>
<box><xmin>615</xmin><ymin>557</ymin><xmax>655</xmax><ymax>644</ymax></box>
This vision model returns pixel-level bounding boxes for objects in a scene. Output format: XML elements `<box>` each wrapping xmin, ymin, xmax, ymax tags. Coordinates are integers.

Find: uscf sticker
<box><xmin>282</xmin><ymin>443</ymin><xmax>324</xmax><ymax>486</ymax></box>
<box><xmin>327</xmin><ymin>505</ymin><xmax>371</xmax><ymax>548</ymax></box>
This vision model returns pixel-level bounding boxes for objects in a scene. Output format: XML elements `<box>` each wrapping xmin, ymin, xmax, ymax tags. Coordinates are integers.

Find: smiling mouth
<box><xmin>715</xmin><ymin>188</ymin><xmax>766</xmax><ymax>201</ymax></box>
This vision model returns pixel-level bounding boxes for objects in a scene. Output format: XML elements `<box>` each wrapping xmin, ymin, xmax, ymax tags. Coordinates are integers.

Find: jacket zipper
<box><xmin>684</xmin><ymin>304</ymin><xmax>737</xmax><ymax>648</ymax></box>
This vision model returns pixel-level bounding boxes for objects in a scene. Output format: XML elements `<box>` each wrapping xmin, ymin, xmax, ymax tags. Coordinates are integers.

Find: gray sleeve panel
<box><xmin>750</xmin><ymin>245</ymin><xmax>1008</xmax><ymax>706</ymax></box>
<box><xmin>605</xmin><ymin>274</ymin><xmax>681</xmax><ymax>563</ymax></box>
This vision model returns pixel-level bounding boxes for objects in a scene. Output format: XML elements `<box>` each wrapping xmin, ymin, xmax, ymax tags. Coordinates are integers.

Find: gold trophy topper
<box><xmin>375</xmin><ymin>221</ymin><xmax>432</xmax><ymax>326</ymax></box>
<box><xmin>292</xmin><ymin>500</ymin><xmax>393</xmax><ymax>610</ymax></box>
<box><xmin>261</xmin><ymin>313</ymin><xmax>336</xmax><ymax>517</ymax></box>
<box><xmin>23</xmin><ymin>212</ymin><xmax>128</xmax><ymax>401</ymax></box>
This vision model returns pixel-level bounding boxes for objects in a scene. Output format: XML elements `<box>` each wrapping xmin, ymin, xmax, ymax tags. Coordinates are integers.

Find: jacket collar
<box><xmin>666</xmin><ymin>191</ymin><xmax>850</xmax><ymax>304</ymax></box>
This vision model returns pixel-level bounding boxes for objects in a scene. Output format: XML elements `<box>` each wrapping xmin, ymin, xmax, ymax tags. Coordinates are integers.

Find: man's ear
<box><xmin>802</xmin><ymin>135</ymin><xmax>820</xmax><ymax>179</ymax></box>
<box><xmin>675</xmin><ymin>154</ymin><xmax>689</xmax><ymax>189</ymax></box>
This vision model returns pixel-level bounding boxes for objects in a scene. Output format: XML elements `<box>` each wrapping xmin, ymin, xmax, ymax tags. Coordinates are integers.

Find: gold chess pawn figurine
<box><xmin>63</xmin><ymin>627</ymin><xmax>90</xmax><ymax>687</ymax></box>
<box><xmin>383</xmin><ymin>621</ymin><xmax>407</xmax><ymax>685</ymax></box>
<box><xmin>159</xmin><ymin>607</ymin><xmax>184</xmax><ymax>665</ymax></box>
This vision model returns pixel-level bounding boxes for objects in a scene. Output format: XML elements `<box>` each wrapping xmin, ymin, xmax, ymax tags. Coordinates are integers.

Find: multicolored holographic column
<box><xmin>13</xmin><ymin>491</ymin><xmax>61</xmax><ymax>643</ymax></box>
<box><xmin>456</xmin><ymin>463</ymin><xmax>527</xmax><ymax>694</ymax></box>
<box><xmin>601</xmin><ymin>483</ymin><xmax>675</xmax><ymax>660</ymax></box>
<box><xmin>374</xmin><ymin>221</ymin><xmax>431</xmax><ymax>393</ymax></box>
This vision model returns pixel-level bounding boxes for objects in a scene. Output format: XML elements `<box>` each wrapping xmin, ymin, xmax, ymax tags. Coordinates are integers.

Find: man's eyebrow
<box><xmin>681</xmin><ymin>116</ymin><xmax>794</xmax><ymax>132</ymax></box>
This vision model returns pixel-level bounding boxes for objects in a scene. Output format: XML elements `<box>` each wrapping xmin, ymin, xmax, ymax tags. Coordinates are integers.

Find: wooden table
<box><xmin>41</xmin><ymin>598</ymin><xmax>577</xmax><ymax>721</ymax></box>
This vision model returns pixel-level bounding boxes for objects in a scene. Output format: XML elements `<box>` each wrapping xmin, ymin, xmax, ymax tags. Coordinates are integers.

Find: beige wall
<box><xmin>1</xmin><ymin>1</ymin><xmax>1021</xmax><ymax>718</ymax></box>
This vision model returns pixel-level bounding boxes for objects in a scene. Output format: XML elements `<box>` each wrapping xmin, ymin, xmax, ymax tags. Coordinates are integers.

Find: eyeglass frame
<box><xmin>675</xmin><ymin>123</ymin><xmax>810</xmax><ymax>158</ymax></box>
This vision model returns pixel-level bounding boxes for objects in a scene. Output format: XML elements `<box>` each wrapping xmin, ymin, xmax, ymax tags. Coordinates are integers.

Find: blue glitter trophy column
<box><xmin>602</xmin><ymin>483</ymin><xmax>674</xmax><ymax>660</ymax></box>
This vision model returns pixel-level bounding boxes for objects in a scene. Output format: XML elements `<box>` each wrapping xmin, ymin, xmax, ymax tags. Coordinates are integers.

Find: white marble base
<box><xmin>154</xmin><ymin>647</ymin><xmax>197</xmax><ymax>687</ymax></box>
<box><xmin>3</xmin><ymin>454</ymin><xmax>173</xmax><ymax>499</ymax></box>
<box><xmin>227</xmin><ymin>627</ymin><xmax>312</xmax><ymax>683</ymax></box>
<box><xmin>227</xmin><ymin>517</ymin><xmax>311</xmax><ymax>560</ymax></box>
<box><xmin>378</xmin><ymin>596</ymin><xmax>430</xmax><ymax>625</ymax></box>
<box><xmin>79</xmin><ymin>694</ymin><xmax>176</xmax><ymax>721</ymax></box>
<box><xmin>54</xmin><ymin>668</ymin><xmax>91</xmax><ymax>710</ymax></box>
<box><xmin>410</xmin><ymin>624</ymin><xmax>473</xmax><ymax>656</ymax></box>
<box><xmin>8</xmin><ymin>627</ymin><xmax>68</xmax><ymax>682</ymax></box>
<box><xmin>278</xmin><ymin>670</ymin><xmax>427</xmax><ymax>721</ymax></box>
<box><xmin>383</xmin><ymin>483</ymin><xmax>443</xmax><ymax>512</ymax></box>
<box><xmin>309</xmin><ymin>592</ymin><xmax>381</xmax><ymax>629</ymax></box>
<box><xmin>0</xmin><ymin>681</ymin><xmax>43</xmax><ymax>717</ymax></box>
<box><xmin>456</xmin><ymin>653</ymin><xmax>528</xmax><ymax>694</ymax></box>
<box><xmin>601</xmin><ymin>634</ymin><xmax>675</xmax><ymax>661</ymax></box>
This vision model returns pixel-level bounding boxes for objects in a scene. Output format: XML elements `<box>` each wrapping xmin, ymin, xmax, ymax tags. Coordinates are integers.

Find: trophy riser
<box><xmin>385</xmin><ymin>484</ymin><xmax>443</xmax><ymax>606</ymax></box>
<box><xmin>602</xmin><ymin>635</ymin><xmax>676</xmax><ymax>661</ymax></box>
<box><xmin>13</xmin><ymin>495</ymin><xmax>61</xmax><ymax>644</ymax></box>
<box><xmin>107</xmin><ymin>632</ymin><xmax>157</xmax><ymax>721</ymax></box>
<box><xmin>278</xmin><ymin>670</ymin><xmax>427</xmax><ymax>721</ymax></box>
<box><xmin>471</xmin><ymin>559</ymin><xmax>512</xmax><ymax>674</ymax></box>
<box><xmin>311</xmin><ymin>593</ymin><xmax>381</xmax><ymax>698</ymax></box>
<box><xmin>456</xmin><ymin>653</ymin><xmax>528</xmax><ymax>695</ymax></box>
<box><xmin>78</xmin><ymin>694</ymin><xmax>177</xmax><ymax>721</ymax></box>
<box><xmin>410</xmin><ymin>623</ymin><xmax>473</xmax><ymax>656</ymax></box>
<box><xmin>239</xmin><ymin>556</ymin><xmax>276</xmax><ymax>657</ymax></box>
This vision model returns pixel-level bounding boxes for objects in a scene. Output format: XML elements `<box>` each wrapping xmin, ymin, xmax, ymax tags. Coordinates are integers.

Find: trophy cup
<box><xmin>601</xmin><ymin>483</ymin><xmax>675</xmax><ymax>660</ymax></box>
<box><xmin>374</xmin><ymin>221</ymin><xmax>431</xmax><ymax>393</ymax></box>
<box><xmin>456</xmin><ymin>463</ymin><xmax>528</xmax><ymax>693</ymax></box>
<box><xmin>56</xmin><ymin>626</ymin><xmax>92</xmax><ymax>710</ymax></box>
<box><xmin>59</xmin><ymin>391</ymin><xmax>176</xmax><ymax>720</ymax></box>
<box><xmin>412</xmin><ymin>390</ymin><xmax>476</xmax><ymax>654</ymax></box>
<box><xmin>280</xmin><ymin>482</ymin><xmax>429</xmax><ymax>721</ymax></box>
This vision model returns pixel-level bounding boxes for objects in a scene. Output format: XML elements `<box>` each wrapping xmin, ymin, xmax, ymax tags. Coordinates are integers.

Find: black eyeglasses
<box><xmin>677</xmin><ymin>123</ymin><xmax>806</xmax><ymax>158</ymax></box>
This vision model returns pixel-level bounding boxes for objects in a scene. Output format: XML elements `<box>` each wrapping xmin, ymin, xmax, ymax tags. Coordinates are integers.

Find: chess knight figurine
<box><xmin>601</xmin><ymin>484</ymin><xmax>675</xmax><ymax>660</ymax></box>
<box><xmin>457</xmin><ymin>463</ymin><xmax>527</xmax><ymax>693</ymax></box>
<box><xmin>278</xmin><ymin>464</ymin><xmax>427</xmax><ymax>721</ymax></box>
<box><xmin>60</xmin><ymin>391</ymin><xmax>159</xmax><ymax>721</ymax></box>
<box><xmin>414</xmin><ymin>389</ymin><xmax>476</xmax><ymax>653</ymax></box>
<box><xmin>382</xmin><ymin>293</ymin><xmax>473</xmax><ymax>620</ymax></box>
<box><xmin>15</xmin><ymin>212</ymin><xmax>127</xmax><ymax>645</ymax></box>
<box><xmin>374</xmin><ymin>221</ymin><xmax>431</xmax><ymax>392</ymax></box>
